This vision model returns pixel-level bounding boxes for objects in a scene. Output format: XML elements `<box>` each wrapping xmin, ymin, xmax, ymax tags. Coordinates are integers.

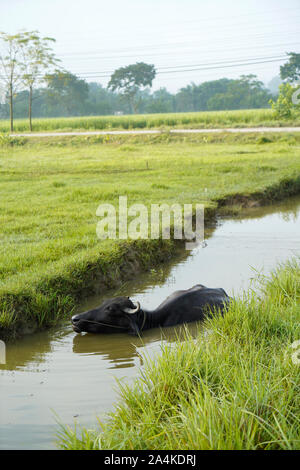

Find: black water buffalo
<box><xmin>72</xmin><ymin>284</ymin><xmax>230</xmax><ymax>336</ymax></box>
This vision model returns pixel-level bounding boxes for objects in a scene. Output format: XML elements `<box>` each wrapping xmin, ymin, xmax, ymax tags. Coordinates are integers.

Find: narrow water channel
<box><xmin>1</xmin><ymin>196</ymin><xmax>300</xmax><ymax>450</ymax></box>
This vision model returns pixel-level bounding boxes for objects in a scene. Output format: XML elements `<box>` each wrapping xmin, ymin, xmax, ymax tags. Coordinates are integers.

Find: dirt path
<box><xmin>10</xmin><ymin>127</ymin><xmax>300</xmax><ymax>137</ymax></box>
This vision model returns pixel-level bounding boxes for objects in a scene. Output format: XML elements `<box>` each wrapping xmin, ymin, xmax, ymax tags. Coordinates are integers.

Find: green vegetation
<box><xmin>270</xmin><ymin>52</ymin><xmax>300</xmax><ymax>119</ymax></box>
<box><xmin>0</xmin><ymin>31</ymin><xmax>59</xmax><ymax>131</ymax></box>
<box><xmin>57</xmin><ymin>258</ymin><xmax>300</xmax><ymax>450</ymax></box>
<box><xmin>0</xmin><ymin>132</ymin><xmax>300</xmax><ymax>340</ymax></box>
<box><xmin>280</xmin><ymin>52</ymin><xmax>300</xmax><ymax>82</ymax></box>
<box><xmin>1</xmin><ymin>108</ymin><xmax>300</xmax><ymax>134</ymax></box>
<box><xmin>108</xmin><ymin>62</ymin><xmax>156</xmax><ymax>113</ymax></box>
<box><xmin>0</xmin><ymin>74</ymin><xmax>274</xmax><ymax>122</ymax></box>
<box><xmin>270</xmin><ymin>82</ymin><xmax>300</xmax><ymax>119</ymax></box>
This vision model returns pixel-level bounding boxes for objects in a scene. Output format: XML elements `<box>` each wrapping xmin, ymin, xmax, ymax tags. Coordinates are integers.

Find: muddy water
<box><xmin>1</xmin><ymin>196</ymin><xmax>300</xmax><ymax>450</ymax></box>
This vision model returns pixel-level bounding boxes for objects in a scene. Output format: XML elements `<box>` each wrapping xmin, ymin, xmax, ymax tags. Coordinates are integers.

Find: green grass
<box><xmin>2</xmin><ymin>108</ymin><xmax>300</xmax><ymax>133</ymax></box>
<box><xmin>0</xmin><ymin>132</ymin><xmax>300</xmax><ymax>339</ymax></box>
<box><xmin>56</xmin><ymin>258</ymin><xmax>300</xmax><ymax>450</ymax></box>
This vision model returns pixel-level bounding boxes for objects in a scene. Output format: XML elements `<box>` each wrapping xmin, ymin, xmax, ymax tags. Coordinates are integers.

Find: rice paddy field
<box><xmin>0</xmin><ymin>131</ymin><xmax>300</xmax><ymax>340</ymax></box>
<box><xmin>2</xmin><ymin>108</ymin><xmax>300</xmax><ymax>133</ymax></box>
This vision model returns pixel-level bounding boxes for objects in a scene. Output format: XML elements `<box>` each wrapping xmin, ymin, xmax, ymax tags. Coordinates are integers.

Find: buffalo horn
<box><xmin>123</xmin><ymin>301</ymin><xmax>140</xmax><ymax>314</ymax></box>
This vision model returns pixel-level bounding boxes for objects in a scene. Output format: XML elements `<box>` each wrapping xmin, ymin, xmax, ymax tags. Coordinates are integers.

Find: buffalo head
<box><xmin>71</xmin><ymin>296</ymin><xmax>142</xmax><ymax>335</ymax></box>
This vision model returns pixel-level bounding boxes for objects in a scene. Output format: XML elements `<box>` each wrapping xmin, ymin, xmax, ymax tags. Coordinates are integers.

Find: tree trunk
<box><xmin>132</xmin><ymin>101</ymin><xmax>138</xmax><ymax>114</ymax></box>
<box><xmin>129</xmin><ymin>93</ymin><xmax>137</xmax><ymax>114</ymax></box>
<box><xmin>130</xmin><ymin>95</ymin><xmax>138</xmax><ymax>114</ymax></box>
<box><xmin>29</xmin><ymin>85</ymin><xmax>32</xmax><ymax>132</ymax></box>
<box><xmin>9</xmin><ymin>82</ymin><xmax>13</xmax><ymax>132</ymax></box>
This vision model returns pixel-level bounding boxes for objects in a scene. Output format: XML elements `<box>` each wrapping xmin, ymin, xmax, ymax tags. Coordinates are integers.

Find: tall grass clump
<box><xmin>1</xmin><ymin>108</ymin><xmax>300</xmax><ymax>133</ymax></box>
<box><xmin>57</xmin><ymin>259</ymin><xmax>300</xmax><ymax>450</ymax></box>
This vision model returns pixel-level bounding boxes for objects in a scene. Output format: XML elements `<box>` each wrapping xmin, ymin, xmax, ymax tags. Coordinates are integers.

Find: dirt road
<box><xmin>10</xmin><ymin>127</ymin><xmax>300</xmax><ymax>137</ymax></box>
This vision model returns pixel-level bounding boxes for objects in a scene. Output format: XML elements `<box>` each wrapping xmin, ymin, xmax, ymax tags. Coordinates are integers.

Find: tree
<box><xmin>280</xmin><ymin>53</ymin><xmax>300</xmax><ymax>82</ymax></box>
<box><xmin>176</xmin><ymin>83</ymin><xmax>199</xmax><ymax>112</ymax></box>
<box><xmin>175</xmin><ymin>79</ymin><xmax>233</xmax><ymax>112</ymax></box>
<box><xmin>0</xmin><ymin>32</ymin><xmax>24</xmax><ymax>131</ymax></box>
<box><xmin>175</xmin><ymin>76</ymin><xmax>270</xmax><ymax>112</ymax></box>
<box><xmin>19</xmin><ymin>31</ymin><xmax>60</xmax><ymax>131</ymax></box>
<box><xmin>146</xmin><ymin>87</ymin><xmax>174</xmax><ymax>113</ymax></box>
<box><xmin>45</xmin><ymin>71</ymin><xmax>89</xmax><ymax>116</ymax></box>
<box><xmin>267</xmin><ymin>75</ymin><xmax>283</xmax><ymax>96</ymax></box>
<box><xmin>86</xmin><ymin>82</ymin><xmax>124</xmax><ymax>115</ymax></box>
<box><xmin>224</xmin><ymin>74</ymin><xmax>271</xmax><ymax>109</ymax></box>
<box><xmin>269</xmin><ymin>82</ymin><xmax>299</xmax><ymax>118</ymax></box>
<box><xmin>108</xmin><ymin>62</ymin><xmax>156</xmax><ymax>113</ymax></box>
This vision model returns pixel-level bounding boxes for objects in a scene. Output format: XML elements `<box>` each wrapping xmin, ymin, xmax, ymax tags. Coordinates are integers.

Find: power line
<box><xmin>55</xmin><ymin>27</ymin><xmax>300</xmax><ymax>58</ymax></box>
<box><xmin>157</xmin><ymin>62</ymin><xmax>285</xmax><ymax>83</ymax></box>
<box><xmin>58</xmin><ymin>6</ymin><xmax>300</xmax><ymax>39</ymax></box>
<box><xmin>70</xmin><ymin>54</ymin><xmax>288</xmax><ymax>77</ymax></box>
<box><xmin>58</xmin><ymin>43</ymin><xmax>299</xmax><ymax>63</ymax></box>
<box><xmin>60</xmin><ymin>41</ymin><xmax>300</xmax><ymax>61</ymax></box>
<box><xmin>158</xmin><ymin>58</ymin><xmax>286</xmax><ymax>75</ymax></box>
<box><xmin>0</xmin><ymin>54</ymin><xmax>287</xmax><ymax>81</ymax></box>
<box><xmin>59</xmin><ymin>56</ymin><xmax>288</xmax><ymax>80</ymax></box>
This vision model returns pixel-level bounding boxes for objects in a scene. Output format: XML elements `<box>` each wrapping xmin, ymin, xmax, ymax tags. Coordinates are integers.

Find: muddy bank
<box><xmin>1</xmin><ymin>194</ymin><xmax>300</xmax><ymax>450</ymax></box>
<box><xmin>217</xmin><ymin>174</ymin><xmax>300</xmax><ymax>208</ymax></box>
<box><xmin>1</xmin><ymin>175</ymin><xmax>300</xmax><ymax>342</ymax></box>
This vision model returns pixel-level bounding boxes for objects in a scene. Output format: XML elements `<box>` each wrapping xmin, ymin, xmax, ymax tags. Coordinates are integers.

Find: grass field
<box><xmin>2</xmin><ymin>108</ymin><xmax>300</xmax><ymax>133</ymax></box>
<box><xmin>57</xmin><ymin>258</ymin><xmax>300</xmax><ymax>450</ymax></box>
<box><xmin>1</xmin><ymin>132</ymin><xmax>300</xmax><ymax>339</ymax></box>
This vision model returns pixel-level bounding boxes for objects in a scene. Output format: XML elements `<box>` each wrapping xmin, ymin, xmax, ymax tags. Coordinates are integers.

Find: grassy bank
<box><xmin>57</xmin><ymin>258</ymin><xmax>300</xmax><ymax>450</ymax></box>
<box><xmin>1</xmin><ymin>132</ymin><xmax>300</xmax><ymax>340</ymax></box>
<box><xmin>2</xmin><ymin>108</ymin><xmax>300</xmax><ymax>133</ymax></box>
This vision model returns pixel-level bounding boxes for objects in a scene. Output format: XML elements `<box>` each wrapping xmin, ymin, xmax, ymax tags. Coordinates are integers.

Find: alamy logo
<box><xmin>96</xmin><ymin>196</ymin><xmax>205</xmax><ymax>250</ymax></box>
<box><xmin>0</xmin><ymin>340</ymin><xmax>6</xmax><ymax>364</ymax></box>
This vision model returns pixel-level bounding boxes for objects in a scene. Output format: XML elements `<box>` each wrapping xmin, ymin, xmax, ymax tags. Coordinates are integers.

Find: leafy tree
<box><xmin>195</xmin><ymin>79</ymin><xmax>232</xmax><ymax>110</ymax></box>
<box><xmin>280</xmin><ymin>53</ymin><xmax>300</xmax><ymax>82</ymax></box>
<box><xmin>145</xmin><ymin>87</ymin><xmax>174</xmax><ymax>113</ymax></box>
<box><xmin>269</xmin><ymin>82</ymin><xmax>300</xmax><ymax>118</ymax></box>
<box><xmin>108</xmin><ymin>62</ymin><xmax>156</xmax><ymax>113</ymax></box>
<box><xmin>175</xmin><ymin>76</ymin><xmax>270</xmax><ymax>112</ymax></box>
<box><xmin>267</xmin><ymin>76</ymin><xmax>283</xmax><ymax>96</ymax></box>
<box><xmin>176</xmin><ymin>79</ymin><xmax>233</xmax><ymax>112</ymax></box>
<box><xmin>271</xmin><ymin>53</ymin><xmax>300</xmax><ymax>118</ymax></box>
<box><xmin>12</xmin><ymin>88</ymin><xmax>46</xmax><ymax>118</ymax></box>
<box><xmin>226</xmin><ymin>75</ymin><xmax>271</xmax><ymax>109</ymax></box>
<box><xmin>175</xmin><ymin>83</ymin><xmax>199</xmax><ymax>112</ymax></box>
<box><xmin>19</xmin><ymin>31</ymin><xmax>60</xmax><ymax>130</ymax></box>
<box><xmin>0</xmin><ymin>32</ymin><xmax>24</xmax><ymax>131</ymax></box>
<box><xmin>86</xmin><ymin>83</ymin><xmax>113</xmax><ymax>115</ymax></box>
<box><xmin>45</xmin><ymin>71</ymin><xmax>89</xmax><ymax>116</ymax></box>
<box><xmin>87</xmin><ymin>82</ymin><xmax>131</xmax><ymax>115</ymax></box>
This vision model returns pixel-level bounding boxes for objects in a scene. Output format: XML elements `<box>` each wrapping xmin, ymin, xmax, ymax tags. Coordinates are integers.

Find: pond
<box><xmin>1</xmin><ymin>195</ymin><xmax>300</xmax><ymax>450</ymax></box>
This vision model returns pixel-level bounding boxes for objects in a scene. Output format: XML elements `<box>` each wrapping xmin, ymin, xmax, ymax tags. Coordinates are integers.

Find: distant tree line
<box><xmin>0</xmin><ymin>72</ymin><xmax>274</xmax><ymax>121</ymax></box>
<box><xmin>3</xmin><ymin>30</ymin><xmax>296</xmax><ymax>129</ymax></box>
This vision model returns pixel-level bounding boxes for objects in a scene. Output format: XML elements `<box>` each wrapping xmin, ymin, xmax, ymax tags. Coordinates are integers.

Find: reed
<box><xmin>56</xmin><ymin>259</ymin><xmax>300</xmax><ymax>450</ymax></box>
<box><xmin>1</xmin><ymin>108</ymin><xmax>300</xmax><ymax>133</ymax></box>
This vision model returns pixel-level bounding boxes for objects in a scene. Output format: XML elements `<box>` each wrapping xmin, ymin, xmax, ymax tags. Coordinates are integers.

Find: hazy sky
<box><xmin>2</xmin><ymin>0</ymin><xmax>300</xmax><ymax>92</ymax></box>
